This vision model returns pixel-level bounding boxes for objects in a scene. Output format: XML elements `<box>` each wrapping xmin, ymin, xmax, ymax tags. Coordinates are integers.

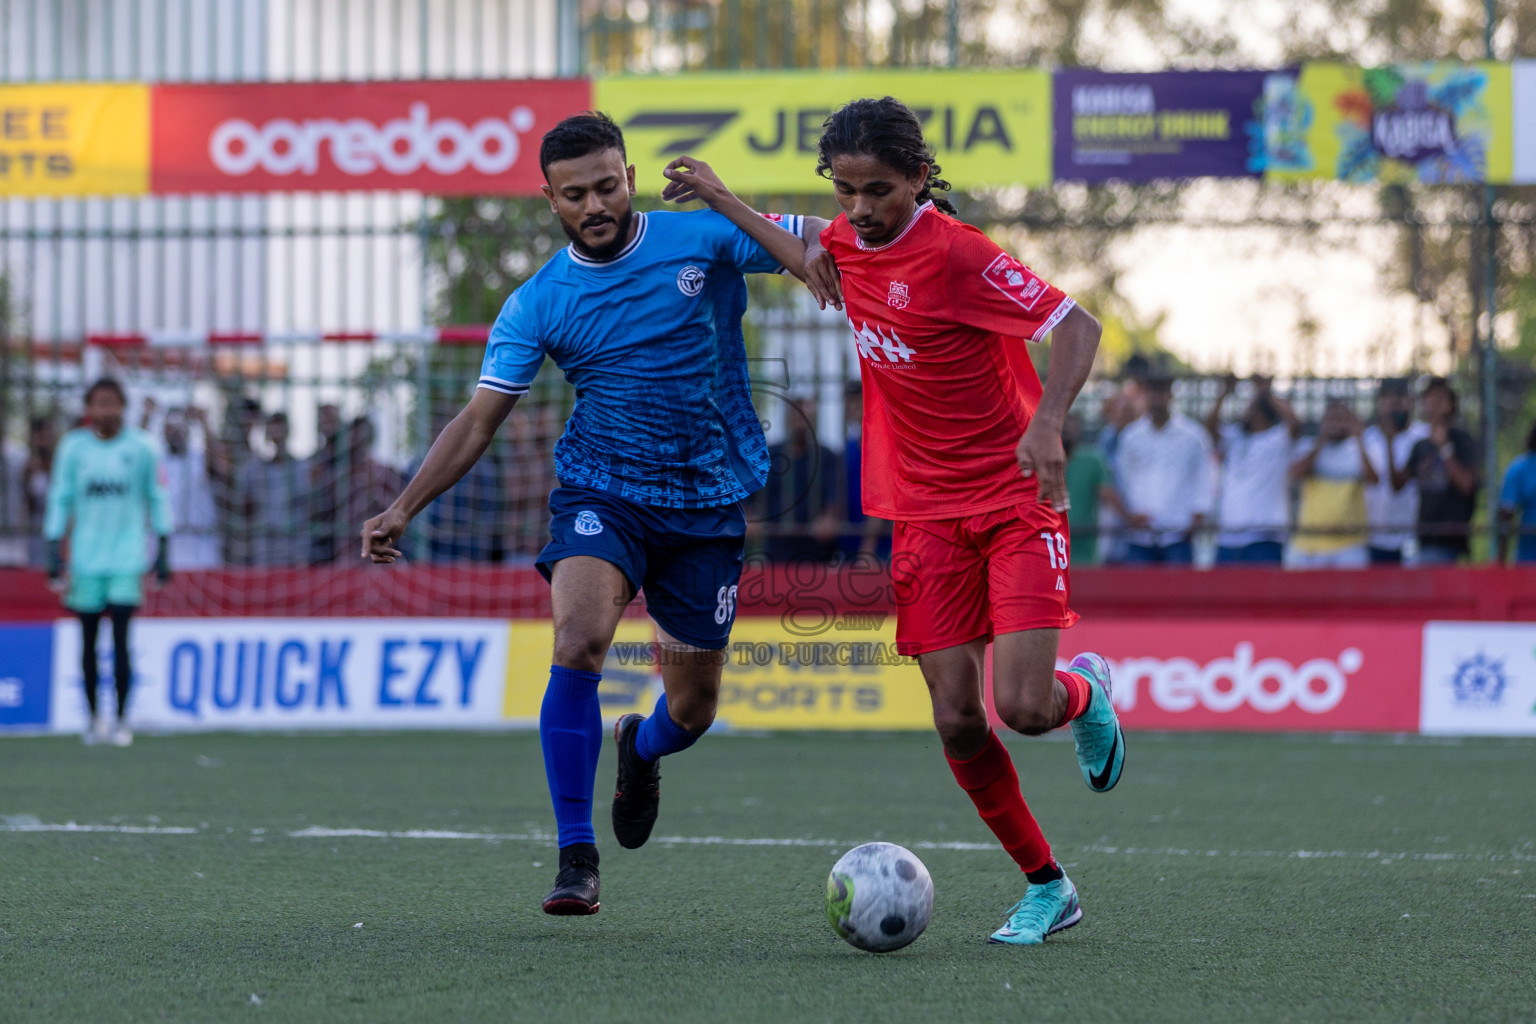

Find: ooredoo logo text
<box><xmin>209</xmin><ymin>103</ymin><xmax>537</xmax><ymax>178</ymax></box>
<box><xmin>1095</xmin><ymin>642</ymin><xmax>1363</xmax><ymax>714</ymax></box>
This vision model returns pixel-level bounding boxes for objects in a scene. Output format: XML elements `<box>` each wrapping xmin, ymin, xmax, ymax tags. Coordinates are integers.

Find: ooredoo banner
<box><xmin>149</xmin><ymin>80</ymin><xmax>590</xmax><ymax>195</ymax></box>
<box><xmin>1049</xmin><ymin>620</ymin><xmax>1423</xmax><ymax>732</ymax></box>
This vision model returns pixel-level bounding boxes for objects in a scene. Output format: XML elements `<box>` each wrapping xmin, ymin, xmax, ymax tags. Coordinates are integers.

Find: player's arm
<box><xmin>361</xmin><ymin>388</ymin><xmax>519</xmax><ymax>563</ymax></box>
<box><xmin>1016</xmin><ymin>305</ymin><xmax>1102</xmax><ymax>513</ymax></box>
<box><xmin>41</xmin><ymin>435</ymin><xmax>77</xmax><ymax>586</ymax></box>
<box><xmin>660</xmin><ymin>156</ymin><xmax>809</xmax><ymax>281</ymax></box>
<box><xmin>1204</xmin><ymin>374</ymin><xmax>1235</xmax><ymax>444</ymax></box>
<box><xmin>801</xmin><ymin>216</ymin><xmax>842</xmax><ymax>311</ymax></box>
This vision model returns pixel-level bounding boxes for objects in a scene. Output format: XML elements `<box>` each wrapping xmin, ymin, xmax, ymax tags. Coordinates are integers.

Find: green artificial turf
<box><xmin>2</xmin><ymin>730</ymin><xmax>1534</xmax><ymax>1023</ymax></box>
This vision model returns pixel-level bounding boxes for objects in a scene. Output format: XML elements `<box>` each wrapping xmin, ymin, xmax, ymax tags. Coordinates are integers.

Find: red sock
<box><xmin>1056</xmin><ymin>669</ymin><xmax>1093</xmax><ymax>727</ymax></box>
<box><xmin>945</xmin><ymin>730</ymin><xmax>1054</xmax><ymax>874</ymax></box>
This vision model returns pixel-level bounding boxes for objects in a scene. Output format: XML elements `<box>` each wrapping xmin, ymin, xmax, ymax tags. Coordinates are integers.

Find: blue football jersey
<box><xmin>478</xmin><ymin>209</ymin><xmax>802</xmax><ymax>508</ymax></box>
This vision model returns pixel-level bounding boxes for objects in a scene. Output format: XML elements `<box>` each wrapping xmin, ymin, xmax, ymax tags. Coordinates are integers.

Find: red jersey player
<box><xmin>805</xmin><ymin>97</ymin><xmax>1126</xmax><ymax>946</ymax></box>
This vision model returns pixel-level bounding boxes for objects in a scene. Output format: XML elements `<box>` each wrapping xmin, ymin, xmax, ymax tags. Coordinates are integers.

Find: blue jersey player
<box><xmin>361</xmin><ymin>113</ymin><xmax>819</xmax><ymax>916</ymax></box>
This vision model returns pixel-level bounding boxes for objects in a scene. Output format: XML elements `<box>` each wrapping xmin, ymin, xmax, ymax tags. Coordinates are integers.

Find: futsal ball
<box><xmin>825</xmin><ymin>842</ymin><xmax>934</xmax><ymax>953</ymax></box>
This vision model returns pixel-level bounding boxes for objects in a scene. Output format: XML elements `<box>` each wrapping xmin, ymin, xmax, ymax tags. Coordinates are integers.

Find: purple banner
<box><xmin>1053</xmin><ymin>70</ymin><xmax>1267</xmax><ymax>182</ymax></box>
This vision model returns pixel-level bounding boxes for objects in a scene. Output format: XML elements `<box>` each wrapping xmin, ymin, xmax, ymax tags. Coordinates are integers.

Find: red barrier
<box><xmin>2</xmin><ymin>566</ymin><xmax>1533</xmax><ymax>623</ymax></box>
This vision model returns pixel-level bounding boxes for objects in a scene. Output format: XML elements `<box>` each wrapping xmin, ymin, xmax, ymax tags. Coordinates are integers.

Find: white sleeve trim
<box><xmin>477</xmin><ymin>377</ymin><xmax>529</xmax><ymax>396</ymax></box>
<box><xmin>1030</xmin><ymin>297</ymin><xmax>1076</xmax><ymax>343</ymax></box>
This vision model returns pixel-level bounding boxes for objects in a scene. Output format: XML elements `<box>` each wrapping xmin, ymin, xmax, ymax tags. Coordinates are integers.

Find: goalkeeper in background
<box><xmin>44</xmin><ymin>378</ymin><xmax>172</xmax><ymax>747</ymax></box>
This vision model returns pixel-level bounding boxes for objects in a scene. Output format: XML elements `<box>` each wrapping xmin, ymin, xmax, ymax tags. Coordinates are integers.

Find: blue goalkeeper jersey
<box><xmin>477</xmin><ymin>209</ymin><xmax>802</xmax><ymax>509</ymax></box>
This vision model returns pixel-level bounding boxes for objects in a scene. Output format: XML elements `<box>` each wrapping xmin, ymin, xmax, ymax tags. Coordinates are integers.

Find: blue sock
<box><xmin>634</xmin><ymin>694</ymin><xmax>702</xmax><ymax>764</ymax></box>
<box><xmin>540</xmin><ymin>665</ymin><xmax>603</xmax><ymax>848</ymax></box>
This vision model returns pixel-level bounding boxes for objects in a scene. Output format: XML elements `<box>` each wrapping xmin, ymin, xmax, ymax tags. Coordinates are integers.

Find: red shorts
<box><xmin>891</xmin><ymin>502</ymin><xmax>1079</xmax><ymax>656</ymax></box>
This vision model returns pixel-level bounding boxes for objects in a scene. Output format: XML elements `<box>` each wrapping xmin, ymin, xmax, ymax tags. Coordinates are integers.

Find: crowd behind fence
<box><xmin>5</xmin><ymin>335</ymin><xmax>1535</xmax><ymax>575</ymax></box>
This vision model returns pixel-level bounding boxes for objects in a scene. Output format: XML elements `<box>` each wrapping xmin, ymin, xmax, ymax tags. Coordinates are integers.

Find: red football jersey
<box><xmin>821</xmin><ymin>202</ymin><xmax>1076</xmax><ymax>521</ymax></box>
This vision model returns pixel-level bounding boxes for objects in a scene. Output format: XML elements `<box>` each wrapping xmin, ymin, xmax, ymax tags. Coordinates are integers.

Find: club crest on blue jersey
<box><xmin>677</xmin><ymin>265</ymin><xmax>706</xmax><ymax>296</ymax></box>
<box><xmin>574</xmin><ymin>510</ymin><xmax>604</xmax><ymax>536</ymax></box>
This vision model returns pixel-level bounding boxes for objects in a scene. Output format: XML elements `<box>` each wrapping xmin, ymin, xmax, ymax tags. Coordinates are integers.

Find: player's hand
<box><xmin>1016</xmin><ymin>422</ymin><xmax>1069</xmax><ymax>513</ymax></box>
<box><xmin>46</xmin><ymin>572</ymin><xmax>68</xmax><ymax>595</ymax></box>
<box><xmin>660</xmin><ymin>156</ymin><xmax>731</xmax><ymax>208</ymax></box>
<box><xmin>362</xmin><ymin>508</ymin><xmax>410</xmax><ymax>563</ymax></box>
<box><xmin>1125</xmin><ymin>512</ymin><xmax>1153</xmax><ymax>530</ymax></box>
<box><xmin>1218</xmin><ymin>373</ymin><xmax>1238</xmax><ymax>397</ymax></box>
<box><xmin>805</xmin><ymin>246</ymin><xmax>843</xmax><ymax>311</ymax></box>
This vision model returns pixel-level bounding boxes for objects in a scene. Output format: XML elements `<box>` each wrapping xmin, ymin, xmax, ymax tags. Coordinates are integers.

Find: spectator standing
<box><xmin>25</xmin><ymin>416</ymin><xmax>59</xmax><ymax>565</ymax></box>
<box><xmin>1403</xmin><ymin>378</ymin><xmax>1479</xmax><ymax>565</ymax></box>
<box><xmin>1288</xmin><ymin>401</ymin><xmax>1378</xmax><ymax>569</ymax></box>
<box><xmin>757</xmin><ymin>397</ymin><xmax>839</xmax><ymax>565</ymax></box>
<box><xmin>338</xmin><ymin>417</ymin><xmax>404</xmax><ymax>560</ymax></box>
<box><xmin>1361</xmin><ymin>378</ymin><xmax>1429</xmax><ymax>565</ymax></box>
<box><xmin>152</xmin><ymin>403</ymin><xmax>228</xmax><ymax>569</ymax></box>
<box><xmin>238</xmin><ymin>412</ymin><xmax>310</xmax><ymax>566</ymax></box>
<box><xmin>1062</xmin><ymin>411</ymin><xmax>1110</xmax><ymax>565</ymax></box>
<box><xmin>1</xmin><ymin>434</ymin><xmax>25</xmax><ymax>565</ymax></box>
<box><xmin>1095</xmin><ymin>365</ymin><xmax>1146</xmax><ymax>563</ymax></box>
<box><xmin>1497</xmin><ymin>420</ymin><xmax>1536</xmax><ymax>565</ymax></box>
<box><xmin>1205</xmin><ymin>374</ymin><xmax>1300</xmax><ymax>565</ymax></box>
<box><xmin>421</xmin><ymin>404</ymin><xmax>506</xmax><ymax>562</ymax></box>
<box><xmin>1114</xmin><ymin>376</ymin><xmax>1214</xmax><ymax>564</ymax></box>
<box><xmin>307</xmin><ymin>403</ymin><xmax>345</xmax><ymax>565</ymax></box>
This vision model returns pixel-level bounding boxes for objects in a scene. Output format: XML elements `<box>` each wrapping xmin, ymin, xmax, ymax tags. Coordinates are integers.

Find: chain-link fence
<box><xmin>4</xmin><ymin>0</ymin><xmax>1535</xmax><ymax>594</ymax></box>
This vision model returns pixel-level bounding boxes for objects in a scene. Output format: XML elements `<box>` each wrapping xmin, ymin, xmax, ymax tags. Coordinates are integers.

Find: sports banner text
<box><xmin>4</xmin><ymin>62</ymin><xmax>1531</xmax><ymax>197</ymax></box>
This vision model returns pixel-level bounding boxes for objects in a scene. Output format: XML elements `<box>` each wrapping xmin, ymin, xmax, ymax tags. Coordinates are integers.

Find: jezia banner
<box><xmin>1262</xmin><ymin>62</ymin><xmax>1513</xmax><ymax>184</ymax></box>
<box><xmin>1052</xmin><ymin>70</ymin><xmax>1268</xmax><ymax>182</ymax></box>
<box><xmin>595</xmin><ymin>69</ymin><xmax>1053</xmax><ymax>194</ymax></box>
<box><xmin>149</xmin><ymin>80</ymin><xmax>591</xmax><ymax>195</ymax></box>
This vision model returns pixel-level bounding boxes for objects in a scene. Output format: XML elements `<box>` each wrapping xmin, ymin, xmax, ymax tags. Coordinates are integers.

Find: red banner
<box><xmin>987</xmin><ymin>619</ymin><xmax>1423</xmax><ymax>732</ymax></box>
<box><xmin>150</xmin><ymin>80</ymin><xmax>590</xmax><ymax>195</ymax></box>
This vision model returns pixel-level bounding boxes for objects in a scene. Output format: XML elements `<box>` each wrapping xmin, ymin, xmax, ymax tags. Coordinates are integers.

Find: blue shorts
<box><xmin>536</xmin><ymin>486</ymin><xmax>747</xmax><ymax>650</ymax></box>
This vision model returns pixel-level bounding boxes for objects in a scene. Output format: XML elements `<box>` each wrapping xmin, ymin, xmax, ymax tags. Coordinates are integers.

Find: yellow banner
<box><xmin>0</xmin><ymin>84</ymin><xmax>150</xmax><ymax>196</ymax></box>
<box><xmin>1263</xmin><ymin>62</ymin><xmax>1512</xmax><ymax>184</ymax></box>
<box><xmin>595</xmin><ymin>70</ymin><xmax>1052</xmax><ymax>194</ymax></box>
<box><xmin>503</xmin><ymin>617</ymin><xmax>931</xmax><ymax>730</ymax></box>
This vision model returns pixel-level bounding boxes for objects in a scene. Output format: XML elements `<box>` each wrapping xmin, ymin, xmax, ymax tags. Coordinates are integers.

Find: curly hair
<box><xmin>815</xmin><ymin>97</ymin><xmax>957</xmax><ymax>216</ymax></box>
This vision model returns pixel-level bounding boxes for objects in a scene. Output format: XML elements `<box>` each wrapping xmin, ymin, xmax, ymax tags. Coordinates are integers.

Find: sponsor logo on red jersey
<box><xmin>849</xmin><ymin>320</ymin><xmax>915</xmax><ymax>365</ymax></box>
<box><xmin>982</xmin><ymin>252</ymin><xmax>1048</xmax><ymax>312</ymax></box>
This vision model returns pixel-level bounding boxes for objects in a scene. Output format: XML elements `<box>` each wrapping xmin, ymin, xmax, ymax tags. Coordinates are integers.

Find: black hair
<box><xmin>816</xmin><ymin>97</ymin><xmax>957</xmax><ymax>216</ymax></box>
<box><xmin>1251</xmin><ymin>394</ymin><xmax>1281</xmax><ymax>430</ymax></box>
<box><xmin>1421</xmin><ymin>375</ymin><xmax>1459</xmax><ymax>415</ymax></box>
<box><xmin>1378</xmin><ymin>377</ymin><xmax>1410</xmax><ymax>398</ymax></box>
<box><xmin>1526</xmin><ymin>419</ymin><xmax>1536</xmax><ymax>453</ymax></box>
<box><xmin>540</xmin><ymin>111</ymin><xmax>626</xmax><ymax>178</ymax></box>
<box><xmin>84</xmin><ymin>378</ymin><xmax>126</xmax><ymax>405</ymax></box>
<box><xmin>267</xmin><ymin>411</ymin><xmax>289</xmax><ymax>426</ymax></box>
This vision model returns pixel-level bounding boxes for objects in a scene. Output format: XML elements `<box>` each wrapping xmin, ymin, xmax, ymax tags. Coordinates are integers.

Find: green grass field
<box><xmin>3</xmin><ymin>730</ymin><xmax>1534</xmax><ymax>1023</ymax></box>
